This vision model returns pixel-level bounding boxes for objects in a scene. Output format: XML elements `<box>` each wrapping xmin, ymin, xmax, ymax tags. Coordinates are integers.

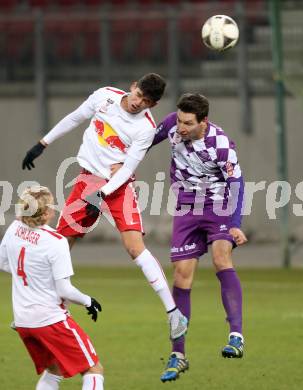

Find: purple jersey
<box><xmin>152</xmin><ymin>112</ymin><xmax>244</xmax><ymax>228</ymax></box>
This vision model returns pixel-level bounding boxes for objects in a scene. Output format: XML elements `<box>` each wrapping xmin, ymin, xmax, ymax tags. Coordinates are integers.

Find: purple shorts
<box><xmin>170</xmin><ymin>206</ymin><xmax>235</xmax><ymax>262</ymax></box>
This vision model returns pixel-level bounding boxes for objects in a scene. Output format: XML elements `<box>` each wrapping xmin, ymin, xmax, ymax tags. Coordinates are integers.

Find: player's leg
<box><xmin>160</xmin><ymin>259</ymin><xmax>196</xmax><ymax>383</ymax></box>
<box><xmin>161</xmin><ymin>210</ymin><xmax>207</xmax><ymax>383</ymax></box>
<box><xmin>120</xmin><ymin>230</ymin><xmax>187</xmax><ymax>340</ymax></box>
<box><xmin>36</xmin><ymin>364</ymin><xmax>63</xmax><ymax>390</ymax></box>
<box><xmin>81</xmin><ymin>363</ymin><xmax>104</xmax><ymax>390</ymax></box>
<box><xmin>35</xmin><ymin>318</ymin><xmax>102</xmax><ymax>381</ymax></box>
<box><xmin>15</xmin><ymin>327</ymin><xmax>63</xmax><ymax>390</ymax></box>
<box><xmin>56</xmin><ymin>169</ymin><xmax>105</xmax><ymax>243</ymax></box>
<box><xmin>171</xmin><ymin>258</ymin><xmax>197</xmax><ymax>353</ymax></box>
<box><xmin>121</xmin><ymin>230</ymin><xmax>174</xmax><ymax>311</ymax></box>
<box><xmin>107</xmin><ymin>180</ymin><xmax>187</xmax><ymax>340</ymax></box>
<box><xmin>211</xmin><ymin>239</ymin><xmax>244</xmax><ymax>358</ymax></box>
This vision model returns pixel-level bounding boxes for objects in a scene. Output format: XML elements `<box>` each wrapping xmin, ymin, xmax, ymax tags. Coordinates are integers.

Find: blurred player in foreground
<box><xmin>151</xmin><ymin>93</ymin><xmax>247</xmax><ymax>382</ymax></box>
<box><xmin>0</xmin><ymin>186</ymin><xmax>103</xmax><ymax>389</ymax></box>
<box><xmin>21</xmin><ymin>73</ymin><xmax>187</xmax><ymax>341</ymax></box>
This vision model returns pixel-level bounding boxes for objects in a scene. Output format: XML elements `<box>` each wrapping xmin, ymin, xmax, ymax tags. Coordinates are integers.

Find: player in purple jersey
<box><xmin>151</xmin><ymin>93</ymin><xmax>247</xmax><ymax>382</ymax></box>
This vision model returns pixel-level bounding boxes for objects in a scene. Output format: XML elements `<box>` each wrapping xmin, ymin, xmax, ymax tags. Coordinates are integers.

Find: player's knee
<box><xmin>212</xmin><ymin>254</ymin><xmax>232</xmax><ymax>271</ymax></box>
<box><xmin>125</xmin><ymin>243</ymin><xmax>145</xmax><ymax>259</ymax></box>
<box><xmin>125</xmin><ymin>246</ymin><xmax>138</xmax><ymax>259</ymax></box>
<box><xmin>174</xmin><ymin>267</ymin><xmax>193</xmax><ymax>287</ymax></box>
<box><xmin>83</xmin><ymin>362</ymin><xmax>103</xmax><ymax>375</ymax></box>
<box><xmin>46</xmin><ymin>364</ymin><xmax>61</xmax><ymax>376</ymax></box>
<box><xmin>175</xmin><ymin>268</ymin><xmax>190</xmax><ymax>280</ymax></box>
<box><xmin>121</xmin><ymin>231</ymin><xmax>145</xmax><ymax>259</ymax></box>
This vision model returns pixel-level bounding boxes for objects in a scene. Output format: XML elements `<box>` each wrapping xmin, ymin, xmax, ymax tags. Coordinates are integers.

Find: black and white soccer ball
<box><xmin>201</xmin><ymin>15</ymin><xmax>239</xmax><ymax>52</ymax></box>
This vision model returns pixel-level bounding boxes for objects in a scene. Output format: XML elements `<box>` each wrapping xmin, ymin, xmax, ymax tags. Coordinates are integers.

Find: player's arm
<box><xmin>85</xmin><ymin>114</ymin><xmax>177</xmax><ymax>212</ymax></box>
<box><xmin>0</xmin><ymin>235</ymin><xmax>11</xmax><ymax>274</ymax></box>
<box><xmin>149</xmin><ymin>112</ymin><xmax>176</xmax><ymax>149</ymax></box>
<box><xmin>106</xmin><ymin>113</ymin><xmax>177</xmax><ymax>190</ymax></box>
<box><xmin>84</xmin><ymin>136</ymin><xmax>150</xmax><ymax>217</ymax></box>
<box><xmin>98</xmin><ymin>126</ymin><xmax>156</xmax><ymax>197</ymax></box>
<box><xmin>96</xmin><ymin>113</ymin><xmax>177</xmax><ymax>197</ymax></box>
<box><xmin>55</xmin><ymin>278</ymin><xmax>102</xmax><ymax>322</ymax></box>
<box><xmin>101</xmin><ymin>154</ymin><xmax>140</xmax><ymax>196</ymax></box>
<box><xmin>102</xmin><ymin>114</ymin><xmax>178</xmax><ymax>194</ymax></box>
<box><xmin>55</xmin><ymin>277</ymin><xmax>90</xmax><ymax>306</ymax></box>
<box><xmin>226</xmin><ymin>176</ymin><xmax>247</xmax><ymax>245</ymax></box>
<box><xmin>0</xmin><ymin>259</ymin><xmax>10</xmax><ymax>273</ymax></box>
<box><xmin>226</xmin><ymin>176</ymin><xmax>244</xmax><ymax>228</ymax></box>
<box><xmin>21</xmin><ymin>89</ymin><xmax>103</xmax><ymax>170</ymax></box>
<box><xmin>217</xmin><ymin>138</ymin><xmax>247</xmax><ymax>245</ymax></box>
<box><xmin>50</xmin><ymin>238</ymin><xmax>102</xmax><ymax>320</ymax></box>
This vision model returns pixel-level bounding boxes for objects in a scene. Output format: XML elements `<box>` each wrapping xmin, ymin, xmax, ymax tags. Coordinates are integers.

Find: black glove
<box><xmin>85</xmin><ymin>190</ymin><xmax>105</xmax><ymax>218</ymax></box>
<box><xmin>86</xmin><ymin>297</ymin><xmax>102</xmax><ymax>322</ymax></box>
<box><xmin>22</xmin><ymin>142</ymin><xmax>46</xmax><ymax>170</ymax></box>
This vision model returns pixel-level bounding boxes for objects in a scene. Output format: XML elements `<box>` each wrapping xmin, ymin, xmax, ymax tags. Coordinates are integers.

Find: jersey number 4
<box><xmin>17</xmin><ymin>247</ymin><xmax>28</xmax><ymax>286</ymax></box>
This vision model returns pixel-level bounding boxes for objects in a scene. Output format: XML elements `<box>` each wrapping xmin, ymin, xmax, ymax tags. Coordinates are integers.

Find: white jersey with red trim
<box><xmin>43</xmin><ymin>86</ymin><xmax>157</xmax><ymax>179</ymax></box>
<box><xmin>0</xmin><ymin>220</ymin><xmax>74</xmax><ymax>328</ymax></box>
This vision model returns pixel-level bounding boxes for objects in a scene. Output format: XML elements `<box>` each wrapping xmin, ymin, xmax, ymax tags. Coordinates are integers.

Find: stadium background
<box><xmin>1</xmin><ymin>0</ymin><xmax>303</xmax><ymax>268</ymax></box>
<box><xmin>1</xmin><ymin>1</ymin><xmax>303</xmax><ymax>390</ymax></box>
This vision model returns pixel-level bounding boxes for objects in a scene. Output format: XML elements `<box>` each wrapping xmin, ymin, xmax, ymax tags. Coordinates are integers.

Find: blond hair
<box><xmin>17</xmin><ymin>186</ymin><xmax>54</xmax><ymax>228</ymax></box>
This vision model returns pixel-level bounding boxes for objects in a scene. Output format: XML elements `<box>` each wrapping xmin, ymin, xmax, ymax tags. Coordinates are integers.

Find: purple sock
<box><xmin>172</xmin><ymin>286</ymin><xmax>191</xmax><ymax>355</ymax></box>
<box><xmin>216</xmin><ymin>268</ymin><xmax>242</xmax><ymax>334</ymax></box>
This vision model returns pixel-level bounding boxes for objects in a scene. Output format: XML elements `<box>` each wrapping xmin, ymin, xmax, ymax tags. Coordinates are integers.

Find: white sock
<box><xmin>230</xmin><ymin>332</ymin><xmax>244</xmax><ymax>343</ymax></box>
<box><xmin>82</xmin><ymin>374</ymin><xmax>104</xmax><ymax>390</ymax></box>
<box><xmin>36</xmin><ymin>371</ymin><xmax>62</xmax><ymax>390</ymax></box>
<box><xmin>134</xmin><ymin>249</ymin><xmax>176</xmax><ymax>312</ymax></box>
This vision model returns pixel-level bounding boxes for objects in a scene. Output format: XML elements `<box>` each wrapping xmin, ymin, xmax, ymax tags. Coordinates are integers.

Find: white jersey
<box><xmin>43</xmin><ymin>86</ymin><xmax>157</xmax><ymax>179</ymax></box>
<box><xmin>0</xmin><ymin>220</ymin><xmax>74</xmax><ymax>328</ymax></box>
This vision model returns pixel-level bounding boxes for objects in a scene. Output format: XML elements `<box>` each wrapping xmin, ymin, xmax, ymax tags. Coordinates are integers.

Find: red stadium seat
<box><xmin>136</xmin><ymin>19</ymin><xmax>167</xmax><ymax>61</ymax></box>
<box><xmin>83</xmin><ymin>20</ymin><xmax>100</xmax><ymax>60</ymax></box>
<box><xmin>179</xmin><ymin>16</ymin><xmax>205</xmax><ymax>60</ymax></box>
<box><xmin>111</xmin><ymin>18</ymin><xmax>138</xmax><ymax>61</ymax></box>
<box><xmin>160</xmin><ymin>0</ymin><xmax>180</xmax><ymax>4</ymax></box>
<box><xmin>28</xmin><ymin>0</ymin><xmax>53</xmax><ymax>8</ymax></box>
<box><xmin>56</xmin><ymin>0</ymin><xmax>80</xmax><ymax>6</ymax></box>
<box><xmin>4</xmin><ymin>20</ymin><xmax>34</xmax><ymax>62</ymax></box>
<box><xmin>84</xmin><ymin>0</ymin><xmax>129</xmax><ymax>6</ymax></box>
<box><xmin>45</xmin><ymin>19</ymin><xmax>84</xmax><ymax>61</ymax></box>
<box><xmin>0</xmin><ymin>0</ymin><xmax>18</xmax><ymax>10</ymax></box>
<box><xmin>83</xmin><ymin>0</ymin><xmax>102</xmax><ymax>6</ymax></box>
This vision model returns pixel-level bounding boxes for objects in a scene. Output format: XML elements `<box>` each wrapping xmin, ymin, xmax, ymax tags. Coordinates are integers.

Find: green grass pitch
<box><xmin>1</xmin><ymin>267</ymin><xmax>302</xmax><ymax>389</ymax></box>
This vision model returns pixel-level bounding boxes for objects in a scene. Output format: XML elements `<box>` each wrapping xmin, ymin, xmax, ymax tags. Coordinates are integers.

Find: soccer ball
<box><xmin>201</xmin><ymin>15</ymin><xmax>239</xmax><ymax>52</ymax></box>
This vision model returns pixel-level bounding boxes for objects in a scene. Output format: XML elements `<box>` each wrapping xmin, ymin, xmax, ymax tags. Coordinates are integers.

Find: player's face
<box><xmin>176</xmin><ymin>110</ymin><xmax>206</xmax><ymax>141</ymax></box>
<box><xmin>125</xmin><ymin>83</ymin><xmax>156</xmax><ymax>114</ymax></box>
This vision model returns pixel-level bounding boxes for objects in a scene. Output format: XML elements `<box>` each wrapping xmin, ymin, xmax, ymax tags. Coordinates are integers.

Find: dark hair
<box><xmin>137</xmin><ymin>73</ymin><xmax>166</xmax><ymax>103</ymax></box>
<box><xmin>177</xmin><ymin>93</ymin><xmax>209</xmax><ymax>122</ymax></box>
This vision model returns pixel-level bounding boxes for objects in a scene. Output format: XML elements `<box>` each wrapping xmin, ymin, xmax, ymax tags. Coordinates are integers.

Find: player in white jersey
<box><xmin>21</xmin><ymin>73</ymin><xmax>187</xmax><ymax>341</ymax></box>
<box><xmin>0</xmin><ymin>186</ymin><xmax>103</xmax><ymax>390</ymax></box>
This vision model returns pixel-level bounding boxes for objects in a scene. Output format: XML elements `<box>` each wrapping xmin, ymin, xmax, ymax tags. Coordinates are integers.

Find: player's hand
<box><xmin>85</xmin><ymin>190</ymin><xmax>104</xmax><ymax>218</ymax></box>
<box><xmin>86</xmin><ymin>297</ymin><xmax>102</xmax><ymax>322</ymax></box>
<box><xmin>22</xmin><ymin>142</ymin><xmax>46</xmax><ymax>170</ymax></box>
<box><xmin>229</xmin><ymin>227</ymin><xmax>248</xmax><ymax>246</ymax></box>
<box><xmin>110</xmin><ymin>163</ymin><xmax>123</xmax><ymax>177</ymax></box>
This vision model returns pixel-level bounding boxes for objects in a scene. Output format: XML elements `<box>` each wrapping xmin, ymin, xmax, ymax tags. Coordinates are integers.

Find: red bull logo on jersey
<box><xmin>94</xmin><ymin>119</ymin><xmax>127</xmax><ymax>153</ymax></box>
<box><xmin>98</xmin><ymin>98</ymin><xmax>114</xmax><ymax>113</ymax></box>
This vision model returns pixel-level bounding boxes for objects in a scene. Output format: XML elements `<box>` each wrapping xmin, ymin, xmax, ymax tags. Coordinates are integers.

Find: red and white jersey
<box><xmin>0</xmin><ymin>220</ymin><xmax>74</xmax><ymax>328</ymax></box>
<box><xmin>43</xmin><ymin>86</ymin><xmax>157</xmax><ymax>179</ymax></box>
